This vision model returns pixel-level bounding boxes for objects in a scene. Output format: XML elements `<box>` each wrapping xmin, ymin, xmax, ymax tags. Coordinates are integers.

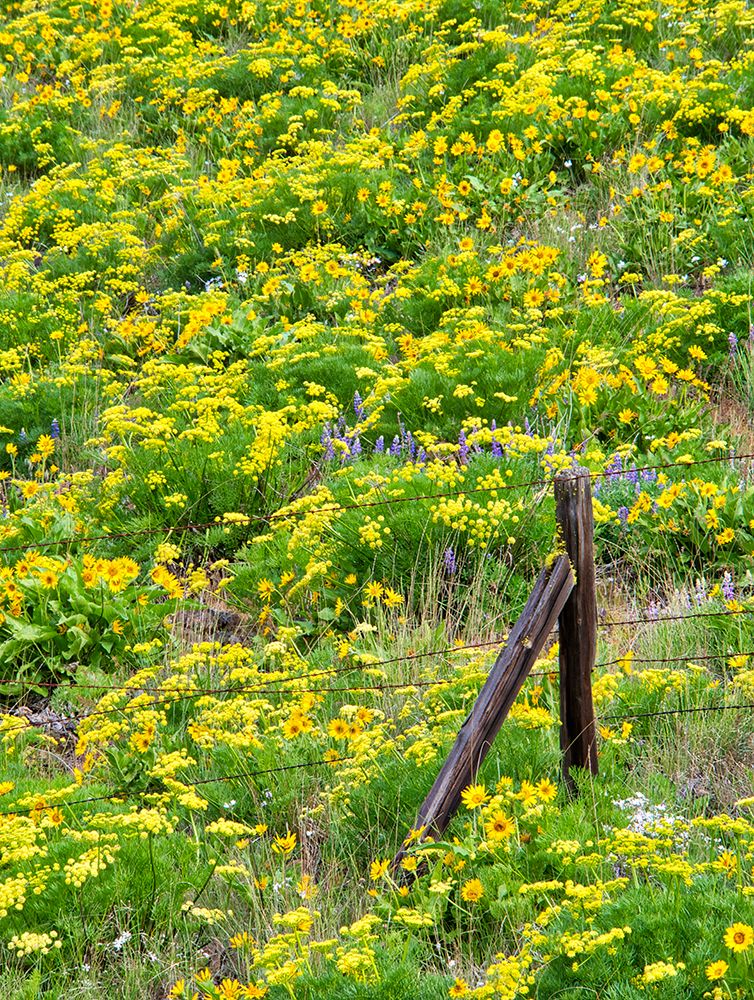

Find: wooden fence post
<box><xmin>393</xmin><ymin>554</ymin><xmax>574</xmax><ymax>869</ymax></box>
<box><xmin>555</xmin><ymin>466</ymin><xmax>598</xmax><ymax>790</ymax></box>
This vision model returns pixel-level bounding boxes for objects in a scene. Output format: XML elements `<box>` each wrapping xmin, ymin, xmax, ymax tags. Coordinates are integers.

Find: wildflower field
<box><xmin>3</xmin><ymin>0</ymin><xmax>754</xmax><ymax>995</ymax></box>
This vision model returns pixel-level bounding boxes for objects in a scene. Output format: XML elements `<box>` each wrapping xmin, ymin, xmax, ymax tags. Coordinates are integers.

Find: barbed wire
<box><xmin>0</xmin><ymin>449</ymin><xmax>752</xmax><ymax>558</ymax></box>
<box><xmin>602</xmin><ymin>702</ymin><xmax>754</xmax><ymax>722</ymax></box>
<box><xmin>595</xmin><ymin>649</ymin><xmax>754</xmax><ymax>670</ymax></box>
<box><xmin>0</xmin><ymin>755</ymin><xmax>354</xmax><ymax>818</ymax></box>
<box><xmin>0</xmin><ymin>635</ymin><xmax>511</xmax><ymax>697</ymax></box>
<box><xmin>0</xmin><ymin>603</ymin><xmax>747</xmax><ymax>724</ymax></box>
<box><xmin>1</xmin><ymin>668</ymin><xmax>565</xmax><ymax>737</ymax></box>
<box><xmin>598</xmin><ymin>606</ymin><xmax>754</xmax><ymax>629</ymax></box>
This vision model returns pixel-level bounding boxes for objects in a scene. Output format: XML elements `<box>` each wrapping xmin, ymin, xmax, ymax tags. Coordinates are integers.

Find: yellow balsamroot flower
<box><xmin>484</xmin><ymin>810</ymin><xmax>516</xmax><ymax>842</ymax></box>
<box><xmin>369</xmin><ymin>859</ymin><xmax>390</xmax><ymax>881</ymax></box>
<box><xmin>328</xmin><ymin>718</ymin><xmax>349</xmax><ymax>739</ymax></box>
<box><xmin>460</xmin><ymin>783</ymin><xmax>489</xmax><ymax>809</ymax></box>
<box><xmin>517</xmin><ymin>780</ymin><xmax>538</xmax><ymax>807</ymax></box>
<box><xmin>460</xmin><ymin>878</ymin><xmax>484</xmax><ymax>903</ymax></box>
<box><xmin>272</xmin><ymin>830</ymin><xmax>297</xmax><ymax>856</ymax></box>
<box><xmin>705</xmin><ymin>960</ymin><xmax>728</xmax><ymax>980</ymax></box>
<box><xmin>724</xmin><ymin>922</ymin><xmax>754</xmax><ymax>952</ymax></box>
<box><xmin>536</xmin><ymin>778</ymin><xmax>558</xmax><ymax>802</ymax></box>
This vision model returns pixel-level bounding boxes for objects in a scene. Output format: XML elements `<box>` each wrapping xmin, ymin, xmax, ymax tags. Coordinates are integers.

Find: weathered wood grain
<box><xmin>555</xmin><ymin>466</ymin><xmax>598</xmax><ymax>789</ymax></box>
<box><xmin>393</xmin><ymin>554</ymin><xmax>574</xmax><ymax>867</ymax></box>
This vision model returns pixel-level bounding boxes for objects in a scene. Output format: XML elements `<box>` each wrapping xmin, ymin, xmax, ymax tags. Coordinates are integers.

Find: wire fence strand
<box><xmin>602</xmin><ymin>702</ymin><xmax>754</xmax><ymax>722</ymax></box>
<box><xmin>597</xmin><ymin>606</ymin><xmax>754</xmax><ymax>629</ymax></box>
<box><xmin>0</xmin><ymin>755</ymin><xmax>354</xmax><ymax>818</ymax></box>
<box><xmin>1</xmin><ymin>449</ymin><xmax>752</xmax><ymax>557</ymax></box>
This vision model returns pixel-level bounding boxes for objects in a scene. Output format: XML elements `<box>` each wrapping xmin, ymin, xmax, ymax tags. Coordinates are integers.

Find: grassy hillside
<box><xmin>1</xmin><ymin>0</ymin><xmax>754</xmax><ymax>995</ymax></box>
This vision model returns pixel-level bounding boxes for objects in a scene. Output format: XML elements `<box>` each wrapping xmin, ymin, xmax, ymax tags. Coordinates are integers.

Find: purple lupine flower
<box><xmin>722</xmin><ymin>571</ymin><xmax>734</xmax><ymax>602</ymax></box>
<box><xmin>604</xmin><ymin>453</ymin><xmax>622</xmax><ymax>481</ymax></box>
<box><xmin>406</xmin><ymin>432</ymin><xmax>416</xmax><ymax>461</ymax></box>
<box><xmin>617</xmin><ymin>506</ymin><xmax>629</xmax><ymax>523</ymax></box>
<box><xmin>389</xmin><ymin>435</ymin><xmax>401</xmax><ymax>458</ymax></box>
<box><xmin>51</xmin><ymin>419</ymin><xmax>61</xmax><ymax>439</ymax></box>
<box><xmin>641</xmin><ymin>466</ymin><xmax>657</xmax><ymax>483</ymax></box>
<box><xmin>647</xmin><ymin>600</ymin><xmax>660</xmax><ymax>620</ymax></box>
<box><xmin>18</xmin><ymin>429</ymin><xmax>27</xmax><ymax>444</ymax></box>
<box><xmin>694</xmin><ymin>579</ymin><xmax>706</xmax><ymax>605</ymax></box>
<box><xmin>443</xmin><ymin>548</ymin><xmax>457</xmax><ymax>576</ymax></box>
<box><xmin>626</xmin><ymin>464</ymin><xmax>638</xmax><ymax>484</ymax></box>
<box><xmin>728</xmin><ymin>331</ymin><xmax>738</xmax><ymax>357</ymax></box>
<box><xmin>524</xmin><ymin>417</ymin><xmax>532</xmax><ymax>437</ymax></box>
<box><xmin>417</xmin><ymin>447</ymin><xmax>426</xmax><ymax>465</ymax></box>
<box><xmin>353</xmin><ymin>391</ymin><xmax>365</xmax><ymax>420</ymax></box>
<box><xmin>321</xmin><ymin>424</ymin><xmax>334</xmax><ymax>461</ymax></box>
<box><xmin>458</xmin><ymin>429</ymin><xmax>469</xmax><ymax>464</ymax></box>
<box><xmin>374</xmin><ymin>436</ymin><xmax>384</xmax><ymax>454</ymax></box>
<box><xmin>350</xmin><ymin>433</ymin><xmax>362</xmax><ymax>457</ymax></box>
<box><xmin>397</xmin><ymin>414</ymin><xmax>407</xmax><ymax>446</ymax></box>
<box><xmin>490</xmin><ymin>420</ymin><xmax>503</xmax><ymax>458</ymax></box>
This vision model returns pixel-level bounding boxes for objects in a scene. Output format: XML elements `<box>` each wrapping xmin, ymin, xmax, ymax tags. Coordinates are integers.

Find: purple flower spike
<box><xmin>458</xmin><ymin>430</ymin><xmax>469</xmax><ymax>464</ymax></box>
<box><xmin>443</xmin><ymin>547</ymin><xmax>457</xmax><ymax>576</ymax></box>
<box><xmin>374</xmin><ymin>436</ymin><xmax>384</xmax><ymax>453</ymax></box>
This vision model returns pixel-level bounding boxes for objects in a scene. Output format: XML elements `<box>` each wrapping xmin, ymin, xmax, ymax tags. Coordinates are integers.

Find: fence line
<box><xmin>3</xmin><ymin>596</ymin><xmax>752</xmax><ymax>699</ymax></box>
<box><xmin>598</xmin><ymin>606</ymin><xmax>754</xmax><ymax>629</ymax></box>
<box><xmin>0</xmin><ymin>755</ymin><xmax>354</xmax><ymax>818</ymax></box>
<box><xmin>2</xmin><ymin>636</ymin><xmax>752</xmax><ymax>718</ymax></box>
<box><xmin>602</xmin><ymin>702</ymin><xmax>754</xmax><ymax>722</ymax></box>
<box><xmin>0</xmin><ymin>636</ymin><xmax>511</xmax><ymax>697</ymax></box>
<box><xmin>1</xmin><ymin>449</ymin><xmax>752</xmax><ymax>558</ymax></box>
<box><xmin>596</xmin><ymin>649</ymin><xmax>754</xmax><ymax>669</ymax></box>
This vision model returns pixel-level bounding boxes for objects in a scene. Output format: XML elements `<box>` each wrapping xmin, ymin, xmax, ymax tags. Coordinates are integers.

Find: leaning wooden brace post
<box><xmin>555</xmin><ymin>466</ymin><xmax>598</xmax><ymax>791</ymax></box>
<box><xmin>393</xmin><ymin>555</ymin><xmax>574</xmax><ymax>869</ymax></box>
